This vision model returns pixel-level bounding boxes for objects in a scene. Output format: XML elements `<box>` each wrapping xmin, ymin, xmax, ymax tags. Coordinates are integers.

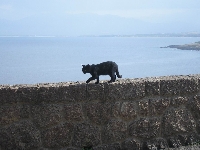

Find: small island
<box><xmin>161</xmin><ymin>41</ymin><xmax>200</xmax><ymax>50</ymax></box>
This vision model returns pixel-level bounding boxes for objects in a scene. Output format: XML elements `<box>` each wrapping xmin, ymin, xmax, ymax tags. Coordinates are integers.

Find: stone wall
<box><xmin>1</xmin><ymin>75</ymin><xmax>200</xmax><ymax>150</ymax></box>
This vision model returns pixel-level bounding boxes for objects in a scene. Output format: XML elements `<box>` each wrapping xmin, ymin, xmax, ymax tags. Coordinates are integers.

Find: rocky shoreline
<box><xmin>161</xmin><ymin>41</ymin><xmax>200</xmax><ymax>50</ymax></box>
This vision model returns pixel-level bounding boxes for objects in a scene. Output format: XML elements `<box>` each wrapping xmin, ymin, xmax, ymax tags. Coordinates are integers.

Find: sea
<box><xmin>0</xmin><ymin>36</ymin><xmax>200</xmax><ymax>85</ymax></box>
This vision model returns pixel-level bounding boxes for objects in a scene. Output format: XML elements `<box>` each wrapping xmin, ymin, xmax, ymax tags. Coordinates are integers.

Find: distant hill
<box><xmin>1</xmin><ymin>12</ymin><xmax>200</xmax><ymax>36</ymax></box>
<box><xmin>162</xmin><ymin>41</ymin><xmax>200</xmax><ymax>50</ymax></box>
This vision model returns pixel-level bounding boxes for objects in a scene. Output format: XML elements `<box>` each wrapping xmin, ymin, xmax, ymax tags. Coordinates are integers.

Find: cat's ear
<box><xmin>81</xmin><ymin>64</ymin><xmax>85</xmax><ymax>67</ymax></box>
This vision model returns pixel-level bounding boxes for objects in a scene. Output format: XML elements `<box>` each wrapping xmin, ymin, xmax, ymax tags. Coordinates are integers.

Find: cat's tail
<box><xmin>116</xmin><ymin>68</ymin><xmax>122</xmax><ymax>78</ymax></box>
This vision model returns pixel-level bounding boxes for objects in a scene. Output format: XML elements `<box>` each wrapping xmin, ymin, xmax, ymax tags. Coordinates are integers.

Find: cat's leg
<box><xmin>95</xmin><ymin>76</ymin><xmax>99</xmax><ymax>84</ymax></box>
<box><xmin>112</xmin><ymin>74</ymin><xmax>116</xmax><ymax>82</ymax></box>
<box><xmin>93</xmin><ymin>71</ymin><xmax>99</xmax><ymax>84</ymax></box>
<box><xmin>108</xmin><ymin>74</ymin><xmax>112</xmax><ymax>83</ymax></box>
<box><xmin>108</xmin><ymin>72</ymin><xmax>116</xmax><ymax>83</ymax></box>
<box><xmin>86</xmin><ymin>77</ymin><xmax>95</xmax><ymax>83</ymax></box>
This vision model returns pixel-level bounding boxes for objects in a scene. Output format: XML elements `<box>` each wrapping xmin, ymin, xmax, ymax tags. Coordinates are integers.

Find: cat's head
<box><xmin>82</xmin><ymin>64</ymin><xmax>90</xmax><ymax>74</ymax></box>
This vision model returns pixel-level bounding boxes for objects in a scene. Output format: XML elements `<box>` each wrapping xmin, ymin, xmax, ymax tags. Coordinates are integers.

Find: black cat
<box><xmin>82</xmin><ymin>61</ymin><xmax>122</xmax><ymax>84</ymax></box>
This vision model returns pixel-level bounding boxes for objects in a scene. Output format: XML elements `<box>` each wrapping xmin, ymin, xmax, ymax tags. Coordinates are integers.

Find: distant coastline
<box><xmin>1</xmin><ymin>33</ymin><xmax>200</xmax><ymax>38</ymax></box>
<box><xmin>161</xmin><ymin>41</ymin><xmax>200</xmax><ymax>50</ymax></box>
<box><xmin>81</xmin><ymin>33</ymin><xmax>200</xmax><ymax>37</ymax></box>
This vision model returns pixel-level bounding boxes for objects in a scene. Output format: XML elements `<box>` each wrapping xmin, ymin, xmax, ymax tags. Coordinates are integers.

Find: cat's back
<box><xmin>99</xmin><ymin>61</ymin><xmax>116</xmax><ymax>66</ymax></box>
<box><xmin>96</xmin><ymin>61</ymin><xmax>117</xmax><ymax>73</ymax></box>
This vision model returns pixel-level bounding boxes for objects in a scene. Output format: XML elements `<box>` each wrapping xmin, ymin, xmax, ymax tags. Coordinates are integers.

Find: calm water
<box><xmin>0</xmin><ymin>36</ymin><xmax>200</xmax><ymax>85</ymax></box>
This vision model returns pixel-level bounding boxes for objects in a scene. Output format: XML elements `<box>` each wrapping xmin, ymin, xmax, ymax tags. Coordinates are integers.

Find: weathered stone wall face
<box><xmin>1</xmin><ymin>75</ymin><xmax>200</xmax><ymax>150</ymax></box>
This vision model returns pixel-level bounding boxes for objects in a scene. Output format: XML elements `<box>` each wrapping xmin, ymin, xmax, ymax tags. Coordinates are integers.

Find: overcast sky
<box><xmin>1</xmin><ymin>0</ymin><xmax>200</xmax><ymax>36</ymax></box>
